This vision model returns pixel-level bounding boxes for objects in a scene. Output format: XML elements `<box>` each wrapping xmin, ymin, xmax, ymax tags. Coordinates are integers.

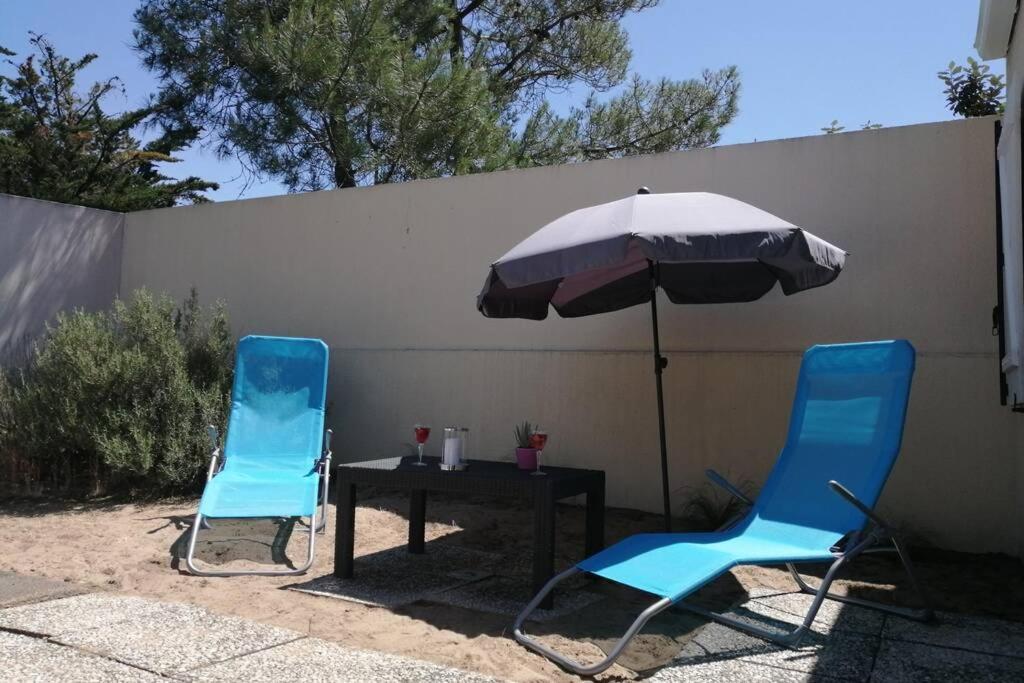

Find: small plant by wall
<box><xmin>0</xmin><ymin>288</ymin><xmax>234</xmax><ymax>496</ymax></box>
<box><xmin>674</xmin><ymin>476</ymin><xmax>758</xmax><ymax>531</ymax></box>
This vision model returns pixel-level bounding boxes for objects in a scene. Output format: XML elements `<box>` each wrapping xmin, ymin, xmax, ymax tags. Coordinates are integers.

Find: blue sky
<box><xmin>1</xmin><ymin>1</ymin><xmax>1000</xmax><ymax>201</ymax></box>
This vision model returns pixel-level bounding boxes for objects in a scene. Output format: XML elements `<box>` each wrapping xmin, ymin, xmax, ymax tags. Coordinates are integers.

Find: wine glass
<box><xmin>529</xmin><ymin>429</ymin><xmax>548</xmax><ymax>476</ymax></box>
<box><xmin>413</xmin><ymin>424</ymin><xmax>431</xmax><ymax>465</ymax></box>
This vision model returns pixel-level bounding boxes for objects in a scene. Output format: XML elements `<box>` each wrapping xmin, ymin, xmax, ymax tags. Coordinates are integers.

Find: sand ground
<box><xmin>2</xmin><ymin>491</ymin><xmax>1022</xmax><ymax>682</ymax></box>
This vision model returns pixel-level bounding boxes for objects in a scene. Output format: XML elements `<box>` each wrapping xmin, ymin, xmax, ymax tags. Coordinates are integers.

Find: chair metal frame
<box><xmin>513</xmin><ymin>469</ymin><xmax>934</xmax><ymax>676</ymax></box>
<box><xmin>185</xmin><ymin>427</ymin><xmax>332</xmax><ymax>577</ymax></box>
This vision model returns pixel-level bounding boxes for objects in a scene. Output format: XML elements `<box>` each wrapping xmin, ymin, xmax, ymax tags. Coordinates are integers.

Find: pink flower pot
<box><xmin>515</xmin><ymin>447</ymin><xmax>538</xmax><ymax>470</ymax></box>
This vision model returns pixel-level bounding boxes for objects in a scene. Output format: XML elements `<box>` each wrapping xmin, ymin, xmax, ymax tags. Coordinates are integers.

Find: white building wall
<box><xmin>996</xmin><ymin>29</ymin><xmax>1024</xmax><ymax>408</ymax></box>
<box><xmin>122</xmin><ymin>118</ymin><xmax>1022</xmax><ymax>555</ymax></box>
<box><xmin>990</xmin><ymin>6</ymin><xmax>1024</xmax><ymax>558</ymax></box>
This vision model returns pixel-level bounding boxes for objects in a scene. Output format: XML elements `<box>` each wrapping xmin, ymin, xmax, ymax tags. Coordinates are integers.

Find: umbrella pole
<box><xmin>648</xmin><ymin>261</ymin><xmax>672</xmax><ymax>532</ymax></box>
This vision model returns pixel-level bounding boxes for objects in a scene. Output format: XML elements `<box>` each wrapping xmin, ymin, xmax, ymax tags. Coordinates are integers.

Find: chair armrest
<box><xmin>828</xmin><ymin>480</ymin><xmax>889</xmax><ymax>530</ymax></box>
<box><xmin>205</xmin><ymin>425</ymin><xmax>222</xmax><ymax>481</ymax></box>
<box><xmin>206</xmin><ymin>425</ymin><xmax>219</xmax><ymax>448</ymax></box>
<box><xmin>318</xmin><ymin>429</ymin><xmax>334</xmax><ymax>470</ymax></box>
<box><xmin>205</xmin><ymin>449</ymin><xmax>221</xmax><ymax>481</ymax></box>
<box><xmin>705</xmin><ymin>469</ymin><xmax>754</xmax><ymax>506</ymax></box>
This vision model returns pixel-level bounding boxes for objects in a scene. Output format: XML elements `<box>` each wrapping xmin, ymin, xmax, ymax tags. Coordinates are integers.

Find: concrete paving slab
<box><xmin>649</xmin><ymin>656</ymin><xmax>839</xmax><ymax>682</ymax></box>
<box><xmin>5</xmin><ymin>575</ymin><xmax>1021</xmax><ymax>682</ymax></box>
<box><xmin>425</xmin><ymin>575</ymin><xmax>602</xmax><ymax>622</ymax></box>
<box><xmin>0</xmin><ymin>630</ymin><xmax>161</xmax><ymax>682</ymax></box>
<box><xmin>747</xmin><ymin>591</ymin><xmax>885</xmax><ymax>637</ymax></box>
<box><xmin>0</xmin><ymin>593</ymin><xmax>169</xmax><ymax>637</ymax></box>
<box><xmin>52</xmin><ymin>598</ymin><xmax>301</xmax><ymax>676</ymax></box>
<box><xmin>881</xmin><ymin>610</ymin><xmax>1024</xmax><ymax>659</ymax></box>
<box><xmin>0</xmin><ymin>571</ymin><xmax>87</xmax><ymax>608</ymax></box>
<box><xmin>288</xmin><ymin>544</ymin><xmax>500</xmax><ymax>608</ymax></box>
<box><xmin>184</xmin><ymin>636</ymin><xmax>499</xmax><ymax>683</ymax></box>
<box><xmin>870</xmin><ymin>639</ymin><xmax>1024</xmax><ymax>682</ymax></box>
<box><xmin>288</xmin><ymin>569</ymin><xmax>490</xmax><ymax>609</ymax></box>
<box><xmin>674</xmin><ymin>619</ymin><xmax>879</xmax><ymax>681</ymax></box>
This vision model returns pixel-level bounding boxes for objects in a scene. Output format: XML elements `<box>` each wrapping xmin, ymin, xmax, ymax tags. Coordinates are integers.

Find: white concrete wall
<box><xmin>0</xmin><ymin>194</ymin><xmax>123</xmax><ymax>359</ymax></box>
<box><xmin>122</xmin><ymin>117</ymin><xmax>1023</xmax><ymax>555</ymax></box>
<box><xmin>994</xmin><ymin>22</ymin><xmax>1024</xmax><ymax>409</ymax></box>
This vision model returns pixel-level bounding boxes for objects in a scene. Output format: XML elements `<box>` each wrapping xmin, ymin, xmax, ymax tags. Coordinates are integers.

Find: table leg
<box><xmin>409</xmin><ymin>489</ymin><xmax>426</xmax><ymax>554</ymax></box>
<box><xmin>334</xmin><ymin>480</ymin><xmax>356</xmax><ymax>578</ymax></box>
<box><xmin>585</xmin><ymin>475</ymin><xmax>605</xmax><ymax>558</ymax></box>
<box><xmin>534</xmin><ymin>488</ymin><xmax>556</xmax><ymax>610</ymax></box>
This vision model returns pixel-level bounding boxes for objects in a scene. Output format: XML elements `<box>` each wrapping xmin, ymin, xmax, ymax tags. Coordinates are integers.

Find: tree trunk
<box><xmin>334</xmin><ymin>158</ymin><xmax>356</xmax><ymax>188</ymax></box>
<box><xmin>450</xmin><ymin>0</ymin><xmax>463</xmax><ymax>63</ymax></box>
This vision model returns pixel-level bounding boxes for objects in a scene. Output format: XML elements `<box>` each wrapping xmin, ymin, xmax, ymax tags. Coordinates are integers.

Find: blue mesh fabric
<box><xmin>748</xmin><ymin>340</ymin><xmax>915</xmax><ymax>545</ymax></box>
<box><xmin>579</xmin><ymin>340</ymin><xmax>916</xmax><ymax>600</ymax></box>
<box><xmin>199</xmin><ymin>336</ymin><xmax>329</xmax><ymax>518</ymax></box>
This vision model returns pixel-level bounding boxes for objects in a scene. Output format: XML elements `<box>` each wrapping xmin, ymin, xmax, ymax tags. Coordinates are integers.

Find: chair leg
<box><xmin>514</xmin><ymin>536</ymin><xmax>933</xmax><ymax>673</ymax></box>
<box><xmin>296</xmin><ymin>467</ymin><xmax>330</xmax><ymax>535</ymax></box>
<box><xmin>513</xmin><ymin>567</ymin><xmax>673</xmax><ymax>676</ymax></box>
<box><xmin>675</xmin><ymin>602</ymin><xmax>811</xmax><ymax>648</ymax></box>
<box><xmin>678</xmin><ymin>543</ymin><xmax>867</xmax><ymax>648</ymax></box>
<box><xmin>786</xmin><ymin>535</ymin><xmax>933</xmax><ymax>622</ymax></box>
<box><xmin>185</xmin><ymin>507</ymin><xmax>318</xmax><ymax>577</ymax></box>
<box><xmin>316</xmin><ymin>465</ymin><xmax>330</xmax><ymax>534</ymax></box>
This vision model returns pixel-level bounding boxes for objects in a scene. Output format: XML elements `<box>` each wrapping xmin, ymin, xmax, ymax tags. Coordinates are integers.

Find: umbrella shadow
<box><xmin>0</xmin><ymin>496</ymin><xmax>134</xmax><ymax>518</ymax></box>
<box><xmin>302</xmin><ymin>496</ymin><xmax>736</xmax><ymax>675</ymax></box>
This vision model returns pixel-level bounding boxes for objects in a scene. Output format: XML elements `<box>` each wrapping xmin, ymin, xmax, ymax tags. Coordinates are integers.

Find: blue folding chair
<box><xmin>186</xmin><ymin>335</ymin><xmax>332</xmax><ymax>576</ymax></box>
<box><xmin>514</xmin><ymin>340</ymin><xmax>933</xmax><ymax>675</ymax></box>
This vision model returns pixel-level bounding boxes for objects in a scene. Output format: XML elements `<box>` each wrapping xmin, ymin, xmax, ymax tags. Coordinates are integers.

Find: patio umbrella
<box><xmin>477</xmin><ymin>189</ymin><xmax>847</xmax><ymax>532</ymax></box>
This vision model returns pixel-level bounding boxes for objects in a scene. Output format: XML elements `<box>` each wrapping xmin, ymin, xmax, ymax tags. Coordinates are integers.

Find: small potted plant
<box><xmin>514</xmin><ymin>421</ymin><xmax>538</xmax><ymax>470</ymax></box>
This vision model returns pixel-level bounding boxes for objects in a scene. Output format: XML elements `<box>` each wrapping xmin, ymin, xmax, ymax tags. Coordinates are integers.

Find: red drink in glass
<box><xmin>413</xmin><ymin>424</ymin><xmax>431</xmax><ymax>465</ymax></box>
<box><xmin>529</xmin><ymin>431</ymin><xmax>548</xmax><ymax>475</ymax></box>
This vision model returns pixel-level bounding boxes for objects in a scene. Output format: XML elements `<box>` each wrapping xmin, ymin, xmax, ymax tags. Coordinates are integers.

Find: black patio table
<box><xmin>333</xmin><ymin>456</ymin><xmax>605</xmax><ymax>609</ymax></box>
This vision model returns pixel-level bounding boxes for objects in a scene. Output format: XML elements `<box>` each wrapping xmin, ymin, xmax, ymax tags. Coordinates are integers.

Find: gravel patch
<box><xmin>674</xmin><ymin>619</ymin><xmax>879</xmax><ymax>681</ymax></box>
<box><xmin>881</xmin><ymin>610</ymin><xmax>1024</xmax><ymax>659</ymax></box>
<box><xmin>649</xmin><ymin>655</ymin><xmax>837</xmax><ymax>682</ymax></box>
<box><xmin>746</xmin><ymin>590</ymin><xmax>886</xmax><ymax>637</ymax></box>
<box><xmin>870</xmin><ymin>639</ymin><xmax>1024</xmax><ymax>682</ymax></box>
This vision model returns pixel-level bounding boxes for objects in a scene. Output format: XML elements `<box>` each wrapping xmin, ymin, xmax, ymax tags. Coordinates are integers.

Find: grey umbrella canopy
<box><xmin>477</xmin><ymin>190</ymin><xmax>847</xmax><ymax>530</ymax></box>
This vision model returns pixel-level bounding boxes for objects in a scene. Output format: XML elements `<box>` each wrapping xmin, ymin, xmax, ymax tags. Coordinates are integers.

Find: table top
<box><xmin>335</xmin><ymin>456</ymin><xmax>602</xmax><ymax>499</ymax></box>
<box><xmin>337</xmin><ymin>456</ymin><xmax>606</xmax><ymax>483</ymax></box>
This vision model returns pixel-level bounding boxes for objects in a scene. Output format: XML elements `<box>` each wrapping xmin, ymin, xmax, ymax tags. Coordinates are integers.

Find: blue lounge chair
<box><xmin>514</xmin><ymin>340</ymin><xmax>933</xmax><ymax>675</ymax></box>
<box><xmin>186</xmin><ymin>335</ymin><xmax>332</xmax><ymax>576</ymax></box>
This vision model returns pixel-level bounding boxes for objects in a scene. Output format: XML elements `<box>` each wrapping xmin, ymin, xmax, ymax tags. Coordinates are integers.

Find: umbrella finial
<box><xmin>636</xmin><ymin>186</ymin><xmax>651</xmax><ymax>195</ymax></box>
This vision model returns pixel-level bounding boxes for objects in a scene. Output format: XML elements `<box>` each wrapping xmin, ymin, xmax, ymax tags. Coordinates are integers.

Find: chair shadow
<box><xmin>167</xmin><ymin>516</ymin><xmax>302</xmax><ymax>573</ymax></box>
<box><xmin>824</xmin><ymin>547</ymin><xmax>1024</xmax><ymax>621</ymax></box>
<box><xmin>333</xmin><ymin>492</ymin><xmax>980</xmax><ymax>677</ymax></box>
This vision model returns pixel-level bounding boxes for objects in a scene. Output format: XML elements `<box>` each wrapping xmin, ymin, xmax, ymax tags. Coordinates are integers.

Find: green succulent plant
<box><xmin>514</xmin><ymin>421</ymin><xmax>535</xmax><ymax>449</ymax></box>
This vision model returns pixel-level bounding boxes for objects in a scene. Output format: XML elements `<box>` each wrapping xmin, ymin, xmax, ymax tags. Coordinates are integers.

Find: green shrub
<box><xmin>0</xmin><ymin>288</ymin><xmax>233</xmax><ymax>496</ymax></box>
